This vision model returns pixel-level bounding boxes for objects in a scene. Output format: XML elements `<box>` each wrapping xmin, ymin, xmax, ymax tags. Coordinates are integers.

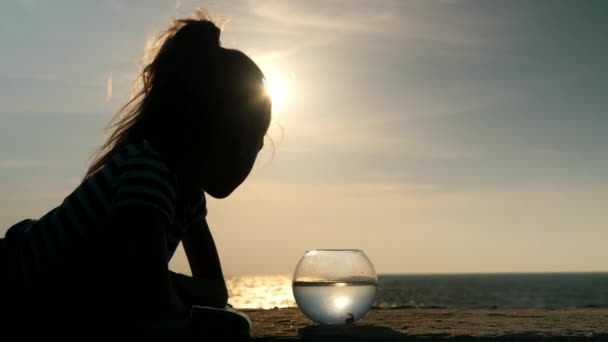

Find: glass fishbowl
<box><xmin>292</xmin><ymin>249</ymin><xmax>378</xmax><ymax>325</ymax></box>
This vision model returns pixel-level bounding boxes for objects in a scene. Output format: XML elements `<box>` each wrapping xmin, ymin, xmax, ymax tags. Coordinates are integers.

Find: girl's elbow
<box><xmin>213</xmin><ymin>284</ymin><xmax>229</xmax><ymax>308</ymax></box>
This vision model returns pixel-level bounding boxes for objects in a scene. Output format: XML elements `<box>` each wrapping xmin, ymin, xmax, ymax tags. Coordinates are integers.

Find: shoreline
<box><xmin>246</xmin><ymin>307</ymin><xmax>608</xmax><ymax>341</ymax></box>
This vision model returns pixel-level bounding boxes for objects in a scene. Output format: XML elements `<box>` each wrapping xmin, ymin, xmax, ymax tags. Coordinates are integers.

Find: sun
<box><xmin>265</xmin><ymin>77</ymin><xmax>287</xmax><ymax>111</ymax></box>
<box><xmin>261</xmin><ymin>65</ymin><xmax>292</xmax><ymax>120</ymax></box>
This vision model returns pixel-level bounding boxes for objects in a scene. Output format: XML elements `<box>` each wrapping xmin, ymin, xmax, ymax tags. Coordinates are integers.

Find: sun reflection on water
<box><xmin>333</xmin><ymin>296</ymin><xmax>350</xmax><ymax>310</ymax></box>
<box><xmin>226</xmin><ymin>275</ymin><xmax>296</xmax><ymax>309</ymax></box>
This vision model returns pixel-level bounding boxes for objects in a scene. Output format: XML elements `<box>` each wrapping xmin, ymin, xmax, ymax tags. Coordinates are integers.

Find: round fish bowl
<box><xmin>292</xmin><ymin>249</ymin><xmax>378</xmax><ymax>325</ymax></box>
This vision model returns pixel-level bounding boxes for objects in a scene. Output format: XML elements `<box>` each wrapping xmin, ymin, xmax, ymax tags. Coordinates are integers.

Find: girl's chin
<box><xmin>204</xmin><ymin>185</ymin><xmax>236</xmax><ymax>199</ymax></box>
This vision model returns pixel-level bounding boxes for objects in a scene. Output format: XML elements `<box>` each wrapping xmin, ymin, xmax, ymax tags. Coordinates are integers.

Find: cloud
<box><xmin>282</xmin><ymin>115</ymin><xmax>477</xmax><ymax>160</ymax></box>
<box><xmin>246</xmin><ymin>0</ymin><xmax>488</xmax><ymax>49</ymax></box>
<box><xmin>0</xmin><ymin>159</ymin><xmax>40</xmax><ymax>169</ymax></box>
<box><xmin>201</xmin><ymin>179</ymin><xmax>608</xmax><ymax>275</ymax></box>
<box><xmin>105</xmin><ymin>72</ymin><xmax>113</xmax><ymax>102</ymax></box>
<box><xmin>236</xmin><ymin>0</ymin><xmax>398</xmax><ymax>63</ymax></box>
<box><xmin>248</xmin><ymin>0</ymin><xmax>395</xmax><ymax>33</ymax></box>
<box><xmin>15</xmin><ymin>0</ymin><xmax>36</xmax><ymax>9</ymax></box>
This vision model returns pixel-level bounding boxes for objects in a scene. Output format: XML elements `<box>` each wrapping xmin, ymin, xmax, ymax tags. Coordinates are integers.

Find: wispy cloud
<box><xmin>238</xmin><ymin>0</ymin><xmax>398</xmax><ymax>63</ymax></box>
<box><xmin>284</xmin><ymin>115</ymin><xmax>477</xmax><ymax>160</ymax></box>
<box><xmin>248</xmin><ymin>0</ymin><xmax>395</xmax><ymax>33</ymax></box>
<box><xmin>246</xmin><ymin>0</ymin><xmax>487</xmax><ymax>47</ymax></box>
<box><xmin>204</xmin><ymin>179</ymin><xmax>608</xmax><ymax>274</ymax></box>
<box><xmin>0</xmin><ymin>159</ymin><xmax>40</xmax><ymax>169</ymax></box>
<box><xmin>15</xmin><ymin>0</ymin><xmax>36</xmax><ymax>9</ymax></box>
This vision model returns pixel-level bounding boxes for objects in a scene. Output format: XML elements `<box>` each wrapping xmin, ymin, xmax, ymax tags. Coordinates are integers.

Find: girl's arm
<box><xmin>110</xmin><ymin>206</ymin><xmax>189</xmax><ymax>318</ymax></box>
<box><xmin>173</xmin><ymin>219</ymin><xmax>228</xmax><ymax>308</ymax></box>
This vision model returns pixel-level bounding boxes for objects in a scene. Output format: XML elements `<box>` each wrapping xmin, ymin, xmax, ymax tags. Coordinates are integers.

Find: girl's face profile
<box><xmin>202</xmin><ymin>80</ymin><xmax>272</xmax><ymax>199</ymax></box>
<box><xmin>177</xmin><ymin>57</ymin><xmax>271</xmax><ymax>199</ymax></box>
<box><xmin>203</xmin><ymin>132</ymin><xmax>265</xmax><ymax>199</ymax></box>
<box><xmin>175</xmin><ymin>102</ymin><xmax>269</xmax><ymax>199</ymax></box>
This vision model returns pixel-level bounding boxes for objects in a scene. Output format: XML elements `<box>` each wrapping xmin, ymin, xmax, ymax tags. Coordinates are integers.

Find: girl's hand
<box><xmin>170</xmin><ymin>271</ymin><xmax>228</xmax><ymax>308</ymax></box>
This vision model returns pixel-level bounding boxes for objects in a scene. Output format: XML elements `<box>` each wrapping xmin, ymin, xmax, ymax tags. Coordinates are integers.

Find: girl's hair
<box><xmin>85</xmin><ymin>12</ymin><xmax>271</xmax><ymax>178</ymax></box>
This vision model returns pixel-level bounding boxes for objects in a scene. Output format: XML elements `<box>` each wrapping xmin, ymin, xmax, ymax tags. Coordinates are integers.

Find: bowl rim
<box><xmin>305</xmin><ymin>248</ymin><xmax>364</xmax><ymax>253</ymax></box>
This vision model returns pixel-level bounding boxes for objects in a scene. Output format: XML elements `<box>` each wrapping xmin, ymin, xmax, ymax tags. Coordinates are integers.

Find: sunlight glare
<box><xmin>333</xmin><ymin>296</ymin><xmax>350</xmax><ymax>310</ymax></box>
<box><xmin>266</xmin><ymin>78</ymin><xmax>287</xmax><ymax>110</ymax></box>
<box><xmin>261</xmin><ymin>65</ymin><xmax>292</xmax><ymax>121</ymax></box>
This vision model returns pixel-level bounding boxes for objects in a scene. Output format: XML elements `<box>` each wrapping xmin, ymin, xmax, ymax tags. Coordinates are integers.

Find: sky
<box><xmin>1</xmin><ymin>0</ymin><xmax>607</xmax><ymax>276</ymax></box>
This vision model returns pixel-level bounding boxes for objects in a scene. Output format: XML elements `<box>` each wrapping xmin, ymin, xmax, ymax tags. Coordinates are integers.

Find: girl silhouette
<box><xmin>0</xmin><ymin>12</ymin><xmax>271</xmax><ymax>338</ymax></box>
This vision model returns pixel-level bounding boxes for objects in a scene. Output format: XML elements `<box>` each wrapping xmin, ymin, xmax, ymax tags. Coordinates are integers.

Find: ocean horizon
<box><xmin>226</xmin><ymin>272</ymin><xmax>608</xmax><ymax>310</ymax></box>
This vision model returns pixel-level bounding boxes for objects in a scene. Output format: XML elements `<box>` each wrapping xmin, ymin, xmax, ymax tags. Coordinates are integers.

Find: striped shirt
<box><xmin>12</xmin><ymin>140</ymin><xmax>206</xmax><ymax>286</ymax></box>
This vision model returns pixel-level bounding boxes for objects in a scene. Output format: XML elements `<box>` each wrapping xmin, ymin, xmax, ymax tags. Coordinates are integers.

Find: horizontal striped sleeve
<box><xmin>112</xmin><ymin>152</ymin><xmax>177</xmax><ymax>224</ymax></box>
<box><xmin>188</xmin><ymin>194</ymin><xmax>207</xmax><ymax>225</ymax></box>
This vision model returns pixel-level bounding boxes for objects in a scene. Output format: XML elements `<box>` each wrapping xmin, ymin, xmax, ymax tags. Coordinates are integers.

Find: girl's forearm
<box><xmin>182</xmin><ymin>220</ymin><xmax>225</xmax><ymax>280</ymax></box>
<box><xmin>180</xmin><ymin>219</ymin><xmax>229</xmax><ymax>308</ymax></box>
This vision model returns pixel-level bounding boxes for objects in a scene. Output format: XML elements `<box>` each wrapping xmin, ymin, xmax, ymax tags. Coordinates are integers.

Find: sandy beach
<box><xmin>247</xmin><ymin>307</ymin><xmax>608</xmax><ymax>341</ymax></box>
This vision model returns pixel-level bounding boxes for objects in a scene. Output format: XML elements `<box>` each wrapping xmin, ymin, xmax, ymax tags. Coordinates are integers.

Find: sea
<box><xmin>225</xmin><ymin>273</ymin><xmax>608</xmax><ymax>310</ymax></box>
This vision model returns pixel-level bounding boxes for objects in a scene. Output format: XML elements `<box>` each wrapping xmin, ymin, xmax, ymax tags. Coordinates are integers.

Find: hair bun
<box><xmin>179</xmin><ymin>19</ymin><xmax>221</xmax><ymax>50</ymax></box>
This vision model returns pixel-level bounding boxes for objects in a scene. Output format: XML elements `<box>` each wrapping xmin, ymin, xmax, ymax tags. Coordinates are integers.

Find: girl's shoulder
<box><xmin>107</xmin><ymin>141</ymin><xmax>175</xmax><ymax>180</ymax></box>
<box><xmin>109</xmin><ymin>140</ymin><xmax>169</xmax><ymax>167</ymax></box>
<box><xmin>109</xmin><ymin>140</ymin><xmax>178</xmax><ymax>223</ymax></box>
